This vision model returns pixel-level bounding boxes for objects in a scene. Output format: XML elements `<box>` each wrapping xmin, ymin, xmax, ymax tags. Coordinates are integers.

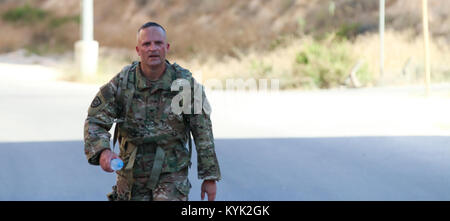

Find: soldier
<box><xmin>84</xmin><ymin>22</ymin><xmax>221</xmax><ymax>201</ymax></box>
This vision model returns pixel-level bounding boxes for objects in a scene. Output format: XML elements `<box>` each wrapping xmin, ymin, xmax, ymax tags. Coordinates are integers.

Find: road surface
<box><xmin>0</xmin><ymin>62</ymin><xmax>449</xmax><ymax>200</ymax></box>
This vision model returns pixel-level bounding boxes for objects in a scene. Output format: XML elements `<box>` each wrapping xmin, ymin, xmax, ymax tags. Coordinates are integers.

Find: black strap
<box><xmin>184</xmin><ymin>115</ymin><xmax>193</xmax><ymax>167</ymax></box>
<box><xmin>112</xmin><ymin>123</ymin><xmax>120</xmax><ymax>150</ymax></box>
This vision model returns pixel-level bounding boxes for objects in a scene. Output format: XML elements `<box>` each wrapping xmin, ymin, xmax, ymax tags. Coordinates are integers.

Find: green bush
<box><xmin>336</xmin><ymin>23</ymin><xmax>360</xmax><ymax>40</ymax></box>
<box><xmin>2</xmin><ymin>4</ymin><xmax>79</xmax><ymax>30</ymax></box>
<box><xmin>290</xmin><ymin>34</ymin><xmax>371</xmax><ymax>89</ymax></box>
<box><xmin>49</xmin><ymin>15</ymin><xmax>80</xmax><ymax>28</ymax></box>
<box><xmin>2</xmin><ymin>4</ymin><xmax>48</xmax><ymax>23</ymax></box>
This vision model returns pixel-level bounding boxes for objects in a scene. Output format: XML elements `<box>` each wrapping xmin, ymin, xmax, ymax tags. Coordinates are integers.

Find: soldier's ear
<box><xmin>136</xmin><ymin>46</ymin><xmax>140</xmax><ymax>55</ymax></box>
<box><xmin>166</xmin><ymin>43</ymin><xmax>170</xmax><ymax>51</ymax></box>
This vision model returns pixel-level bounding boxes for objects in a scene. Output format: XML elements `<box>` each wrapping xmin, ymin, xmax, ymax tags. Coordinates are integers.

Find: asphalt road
<box><xmin>1</xmin><ymin>136</ymin><xmax>449</xmax><ymax>201</ymax></box>
<box><xmin>1</xmin><ymin>63</ymin><xmax>450</xmax><ymax>200</ymax></box>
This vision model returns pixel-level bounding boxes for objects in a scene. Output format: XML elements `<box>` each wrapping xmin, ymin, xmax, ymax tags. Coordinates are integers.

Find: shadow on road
<box><xmin>0</xmin><ymin>136</ymin><xmax>449</xmax><ymax>201</ymax></box>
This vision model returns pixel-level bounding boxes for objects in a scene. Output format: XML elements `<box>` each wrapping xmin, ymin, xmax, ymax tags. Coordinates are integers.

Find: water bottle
<box><xmin>110</xmin><ymin>158</ymin><xmax>124</xmax><ymax>171</ymax></box>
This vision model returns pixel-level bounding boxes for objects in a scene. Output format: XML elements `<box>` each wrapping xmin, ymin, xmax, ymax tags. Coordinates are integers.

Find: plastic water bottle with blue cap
<box><xmin>110</xmin><ymin>158</ymin><xmax>123</xmax><ymax>171</ymax></box>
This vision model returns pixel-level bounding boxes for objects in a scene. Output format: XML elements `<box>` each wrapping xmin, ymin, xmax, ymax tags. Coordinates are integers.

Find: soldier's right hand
<box><xmin>99</xmin><ymin>149</ymin><xmax>119</xmax><ymax>173</ymax></box>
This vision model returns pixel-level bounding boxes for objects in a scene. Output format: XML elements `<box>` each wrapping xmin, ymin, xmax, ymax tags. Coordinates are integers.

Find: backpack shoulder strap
<box><xmin>172</xmin><ymin>62</ymin><xmax>193</xmax><ymax>80</ymax></box>
<box><xmin>112</xmin><ymin>61</ymin><xmax>138</xmax><ymax>150</ymax></box>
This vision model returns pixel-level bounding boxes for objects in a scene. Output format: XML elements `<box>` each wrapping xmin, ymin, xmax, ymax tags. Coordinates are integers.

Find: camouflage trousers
<box><xmin>107</xmin><ymin>167</ymin><xmax>191</xmax><ymax>201</ymax></box>
<box><xmin>107</xmin><ymin>142</ymin><xmax>191</xmax><ymax>201</ymax></box>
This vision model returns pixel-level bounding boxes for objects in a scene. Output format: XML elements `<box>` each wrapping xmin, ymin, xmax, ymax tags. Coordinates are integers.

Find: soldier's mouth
<box><xmin>149</xmin><ymin>55</ymin><xmax>160</xmax><ymax>58</ymax></box>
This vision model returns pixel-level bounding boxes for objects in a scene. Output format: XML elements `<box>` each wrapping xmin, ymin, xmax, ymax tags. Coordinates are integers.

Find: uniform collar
<box><xmin>136</xmin><ymin>60</ymin><xmax>174</xmax><ymax>93</ymax></box>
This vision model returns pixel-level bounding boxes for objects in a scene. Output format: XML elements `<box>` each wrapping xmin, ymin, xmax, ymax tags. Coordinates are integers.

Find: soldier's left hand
<box><xmin>201</xmin><ymin>180</ymin><xmax>217</xmax><ymax>201</ymax></box>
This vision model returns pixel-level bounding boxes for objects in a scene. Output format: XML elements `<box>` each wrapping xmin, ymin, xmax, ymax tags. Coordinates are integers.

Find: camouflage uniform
<box><xmin>84</xmin><ymin>60</ymin><xmax>221</xmax><ymax>201</ymax></box>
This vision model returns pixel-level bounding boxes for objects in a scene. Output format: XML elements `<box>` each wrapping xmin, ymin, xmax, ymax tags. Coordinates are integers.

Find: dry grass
<box><xmin>174</xmin><ymin>35</ymin><xmax>304</xmax><ymax>88</ymax></box>
<box><xmin>176</xmin><ymin>30</ymin><xmax>450</xmax><ymax>90</ymax></box>
<box><xmin>353</xmin><ymin>30</ymin><xmax>450</xmax><ymax>85</ymax></box>
<box><xmin>0</xmin><ymin>23</ymin><xmax>32</xmax><ymax>52</ymax></box>
<box><xmin>59</xmin><ymin>30</ymin><xmax>450</xmax><ymax>90</ymax></box>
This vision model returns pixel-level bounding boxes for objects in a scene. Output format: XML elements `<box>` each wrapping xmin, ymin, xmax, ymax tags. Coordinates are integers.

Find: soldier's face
<box><xmin>136</xmin><ymin>26</ymin><xmax>170</xmax><ymax>67</ymax></box>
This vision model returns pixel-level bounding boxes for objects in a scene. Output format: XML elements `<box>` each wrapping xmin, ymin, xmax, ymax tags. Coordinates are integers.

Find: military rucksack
<box><xmin>111</xmin><ymin>61</ymin><xmax>193</xmax><ymax>164</ymax></box>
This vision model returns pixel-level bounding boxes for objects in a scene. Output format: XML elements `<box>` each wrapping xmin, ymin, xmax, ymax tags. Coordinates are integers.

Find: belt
<box><xmin>127</xmin><ymin>134</ymin><xmax>171</xmax><ymax>146</ymax></box>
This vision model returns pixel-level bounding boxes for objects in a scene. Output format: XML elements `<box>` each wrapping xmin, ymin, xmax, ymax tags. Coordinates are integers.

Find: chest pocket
<box><xmin>128</xmin><ymin>93</ymin><xmax>147</xmax><ymax>121</ymax></box>
<box><xmin>160</xmin><ymin>91</ymin><xmax>185</xmax><ymax>131</ymax></box>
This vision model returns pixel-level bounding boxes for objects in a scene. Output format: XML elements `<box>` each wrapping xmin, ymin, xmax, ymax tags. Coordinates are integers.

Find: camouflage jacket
<box><xmin>84</xmin><ymin>60</ymin><xmax>221</xmax><ymax>181</ymax></box>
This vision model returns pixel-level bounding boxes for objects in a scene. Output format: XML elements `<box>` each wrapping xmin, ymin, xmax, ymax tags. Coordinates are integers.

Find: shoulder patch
<box><xmin>91</xmin><ymin>96</ymin><xmax>102</xmax><ymax>108</ymax></box>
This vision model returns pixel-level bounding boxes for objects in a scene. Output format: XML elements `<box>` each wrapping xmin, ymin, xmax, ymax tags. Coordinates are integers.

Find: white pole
<box><xmin>379</xmin><ymin>0</ymin><xmax>385</xmax><ymax>80</ymax></box>
<box><xmin>81</xmin><ymin>0</ymin><xmax>94</xmax><ymax>41</ymax></box>
<box><xmin>75</xmin><ymin>0</ymin><xmax>98</xmax><ymax>76</ymax></box>
<box><xmin>422</xmin><ymin>0</ymin><xmax>431</xmax><ymax>96</ymax></box>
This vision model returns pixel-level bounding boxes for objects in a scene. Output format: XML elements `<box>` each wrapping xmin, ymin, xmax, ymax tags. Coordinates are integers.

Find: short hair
<box><xmin>137</xmin><ymin>22</ymin><xmax>166</xmax><ymax>35</ymax></box>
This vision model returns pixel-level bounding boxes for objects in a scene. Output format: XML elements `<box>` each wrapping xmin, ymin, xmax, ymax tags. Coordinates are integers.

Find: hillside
<box><xmin>1</xmin><ymin>0</ymin><xmax>449</xmax><ymax>89</ymax></box>
<box><xmin>1</xmin><ymin>0</ymin><xmax>449</xmax><ymax>58</ymax></box>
